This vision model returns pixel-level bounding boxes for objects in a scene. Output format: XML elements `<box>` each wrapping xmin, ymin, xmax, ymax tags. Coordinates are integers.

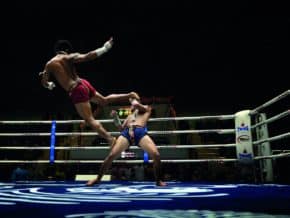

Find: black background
<box><xmin>0</xmin><ymin>1</ymin><xmax>289</xmax><ymax>118</ymax></box>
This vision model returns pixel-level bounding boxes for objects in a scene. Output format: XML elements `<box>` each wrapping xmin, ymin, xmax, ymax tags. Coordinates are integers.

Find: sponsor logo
<box><xmin>0</xmin><ymin>183</ymin><xmax>229</xmax><ymax>206</ymax></box>
<box><xmin>237</xmin><ymin>125</ymin><xmax>249</xmax><ymax>132</ymax></box>
<box><xmin>238</xmin><ymin>152</ymin><xmax>253</xmax><ymax>160</ymax></box>
<box><xmin>237</xmin><ymin>135</ymin><xmax>250</xmax><ymax>143</ymax></box>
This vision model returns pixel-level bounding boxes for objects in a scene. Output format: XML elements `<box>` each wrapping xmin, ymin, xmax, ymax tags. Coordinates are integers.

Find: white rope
<box><xmin>0</xmin><ymin>158</ymin><xmax>238</xmax><ymax>164</ymax></box>
<box><xmin>0</xmin><ymin>129</ymin><xmax>235</xmax><ymax>137</ymax></box>
<box><xmin>0</xmin><ymin>151</ymin><xmax>288</xmax><ymax>163</ymax></box>
<box><xmin>272</xmin><ymin>149</ymin><xmax>290</xmax><ymax>153</ymax></box>
<box><xmin>254</xmin><ymin>152</ymin><xmax>290</xmax><ymax>160</ymax></box>
<box><xmin>148</xmin><ymin>129</ymin><xmax>235</xmax><ymax>134</ymax></box>
<box><xmin>253</xmin><ymin>132</ymin><xmax>290</xmax><ymax>145</ymax></box>
<box><xmin>0</xmin><ymin>133</ymin><xmax>52</xmax><ymax>136</ymax></box>
<box><xmin>252</xmin><ymin>109</ymin><xmax>290</xmax><ymax>128</ymax></box>
<box><xmin>159</xmin><ymin>159</ymin><xmax>238</xmax><ymax>163</ymax></box>
<box><xmin>1</xmin><ymin>154</ymin><xmax>289</xmax><ymax>163</ymax></box>
<box><xmin>149</xmin><ymin>115</ymin><xmax>235</xmax><ymax>121</ymax></box>
<box><xmin>0</xmin><ymin>143</ymin><xmax>237</xmax><ymax>150</ymax></box>
<box><xmin>0</xmin><ymin>120</ymin><xmax>98</xmax><ymax>125</ymax></box>
<box><xmin>250</xmin><ymin>89</ymin><xmax>290</xmax><ymax>115</ymax></box>
<box><xmin>0</xmin><ymin>114</ymin><xmax>235</xmax><ymax>125</ymax></box>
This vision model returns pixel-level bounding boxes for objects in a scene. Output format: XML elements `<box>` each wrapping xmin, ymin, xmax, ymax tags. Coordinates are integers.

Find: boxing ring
<box><xmin>0</xmin><ymin>90</ymin><xmax>289</xmax><ymax>217</ymax></box>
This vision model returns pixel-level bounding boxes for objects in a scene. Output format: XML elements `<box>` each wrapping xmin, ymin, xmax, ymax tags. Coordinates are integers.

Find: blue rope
<box><xmin>49</xmin><ymin>120</ymin><xmax>56</xmax><ymax>164</ymax></box>
<box><xmin>143</xmin><ymin>151</ymin><xmax>149</xmax><ymax>163</ymax></box>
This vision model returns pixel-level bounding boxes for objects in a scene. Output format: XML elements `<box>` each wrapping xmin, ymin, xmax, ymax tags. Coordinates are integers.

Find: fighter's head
<box><xmin>53</xmin><ymin>40</ymin><xmax>73</xmax><ymax>54</ymax></box>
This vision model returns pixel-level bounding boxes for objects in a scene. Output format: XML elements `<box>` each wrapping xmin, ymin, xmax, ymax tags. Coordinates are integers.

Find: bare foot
<box><xmin>86</xmin><ymin>178</ymin><xmax>99</xmax><ymax>186</ymax></box>
<box><xmin>156</xmin><ymin>181</ymin><xmax>167</xmax><ymax>186</ymax></box>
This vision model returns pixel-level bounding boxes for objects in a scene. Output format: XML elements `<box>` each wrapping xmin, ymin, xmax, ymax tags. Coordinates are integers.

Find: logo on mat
<box><xmin>0</xmin><ymin>182</ymin><xmax>230</xmax><ymax>206</ymax></box>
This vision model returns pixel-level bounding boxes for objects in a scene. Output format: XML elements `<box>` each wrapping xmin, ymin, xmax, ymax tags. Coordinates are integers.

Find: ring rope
<box><xmin>0</xmin><ymin>90</ymin><xmax>288</xmax><ymax>166</ymax></box>
<box><xmin>254</xmin><ymin>152</ymin><xmax>290</xmax><ymax>160</ymax></box>
<box><xmin>251</xmin><ymin>109</ymin><xmax>290</xmax><ymax>128</ymax></box>
<box><xmin>1</xmin><ymin>153</ymin><xmax>288</xmax><ymax>163</ymax></box>
<box><xmin>0</xmin><ymin>129</ymin><xmax>235</xmax><ymax>137</ymax></box>
<box><xmin>0</xmin><ymin>144</ymin><xmax>237</xmax><ymax>150</ymax></box>
<box><xmin>0</xmin><ymin>114</ymin><xmax>235</xmax><ymax>125</ymax></box>
<box><xmin>0</xmin><ymin>154</ymin><xmax>287</xmax><ymax>164</ymax></box>
<box><xmin>0</xmin><ymin>90</ymin><xmax>288</xmax><ymax>125</ymax></box>
<box><xmin>272</xmin><ymin>149</ymin><xmax>290</xmax><ymax>153</ymax></box>
<box><xmin>0</xmin><ymin>158</ymin><xmax>239</xmax><ymax>164</ymax></box>
<box><xmin>250</xmin><ymin>89</ymin><xmax>290</xmax><ymax>115</ymax></box>
<box><xmin>253</xmin><ymin>132</ymin><xmax>290</xmax><ymax>145</ymax></box>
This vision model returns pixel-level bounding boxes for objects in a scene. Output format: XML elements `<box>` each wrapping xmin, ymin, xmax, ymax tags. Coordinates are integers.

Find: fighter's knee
<box><xmin>107</xmin><ymin>152</ymin><xmax>117</xmax><ymax>160</ymax></box>
<box><xmin>152</xmin><ymin>150</ymin><xmax>160</xmax><ymax>160</ymax></box>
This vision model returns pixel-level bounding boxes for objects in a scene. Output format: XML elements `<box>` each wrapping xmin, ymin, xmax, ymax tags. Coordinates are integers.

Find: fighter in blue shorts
<box><xmin>120</xmin><ymin>125</ymin><xmax>148</xmax><ymax>146</ymax></box>
<box><xmin>87</xmin><ymin>98</ymin><xmax>167</xmax><ymax>186</ymax></box>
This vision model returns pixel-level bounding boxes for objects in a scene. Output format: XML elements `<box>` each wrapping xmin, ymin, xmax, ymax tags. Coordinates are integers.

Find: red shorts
<box><xmin>69</xmin><ymin>79</ymin><xmax>96</xmax><ymax>104</ymax></box>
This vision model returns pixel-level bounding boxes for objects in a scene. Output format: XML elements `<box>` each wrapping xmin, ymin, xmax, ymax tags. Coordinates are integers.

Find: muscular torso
<box><xmin>46</xmin><ymin>54</ymin><xmax>79</xmax><ymax>91</ymax></box>
<box><xmin>125</xmin><ymin>110</ymin><xmax>150</xmax><ymax>127</ymax></box>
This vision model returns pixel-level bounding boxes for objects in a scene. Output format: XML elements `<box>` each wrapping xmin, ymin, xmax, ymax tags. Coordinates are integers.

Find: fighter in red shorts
<box><xmin>39</xmin><ymin>38</ymin><xmax>139</xmax><ymax>147</ymax></box>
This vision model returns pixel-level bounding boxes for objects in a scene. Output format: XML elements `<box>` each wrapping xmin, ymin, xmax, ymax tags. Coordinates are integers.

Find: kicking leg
<box><xmin>74</xmin><ymin>101</ymin><xmax>116</xmax><ymax>146</ymax></box>
<box><xmin>91</xmin><ymin>91</ymin><xmax>140</xmax><ymax>106</ymax></box>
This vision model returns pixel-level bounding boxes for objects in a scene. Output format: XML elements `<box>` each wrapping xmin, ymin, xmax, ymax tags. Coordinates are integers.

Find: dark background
<box><xmin>0</xmin><ymin>1</ymin><xmax>289</xmax><ymax>118</ymax></box>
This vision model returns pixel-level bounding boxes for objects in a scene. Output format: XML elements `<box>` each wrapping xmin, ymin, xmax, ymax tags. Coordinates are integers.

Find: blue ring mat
<box><xmin>1</xmin><ymin>181</ymin><xmax>290</xmax><ymax>218</ymax></box>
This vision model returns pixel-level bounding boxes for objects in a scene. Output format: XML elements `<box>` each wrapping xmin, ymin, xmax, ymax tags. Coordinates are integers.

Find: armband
<box><xmin>95</xmin><ymin>40</ymin><xmax>113</xmax><ymax>57</ymax></box>
<box><xmin>95</xmin><ymin>46</ymin><xmax>108</xmax><ymax>57</ymax></box>
<box><xmin>47</xmin><ymin>82</ymin><xmax>56</xmax><ymax>90</ymax></box>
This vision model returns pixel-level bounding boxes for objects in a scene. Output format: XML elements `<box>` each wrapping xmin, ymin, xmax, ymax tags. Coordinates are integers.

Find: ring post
<box><xmin>255</xmin><ymin>113</ymin><xmax>273</xmax><ymax>182</ymax></box>
<box><xmin>235</xmin><ymin>110</ymin><xmax>254</xmax><ymax>163</ymax></box>
<box><xmin>49</xmin><ymin>120</ymin><xmax>56</xmax><ymax>164</ymax></box>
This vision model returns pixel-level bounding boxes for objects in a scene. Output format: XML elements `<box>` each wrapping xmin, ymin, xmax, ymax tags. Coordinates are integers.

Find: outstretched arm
<box><xmin>130</xmin><ymin>98</ymin><xmax>150</xmax><ymax>113</ymax></box>
<box><xmin>39</xmin><ymin>65</ymin><xmax>55</xmax><ymax>90</ymax></box>
<box><xmin>130</xmin><ymin>98</ymin><xmax>152</xmax><ymax>122</ymax></box>
<box><xmin>111</xmin><ymin>110</ymin><xmax>123</xmax><ymax>131</ymax></box>
<box><xmin>68</xmin><ymin>37</ymin><xmax>114</xmax><ymax>63</ymax></box>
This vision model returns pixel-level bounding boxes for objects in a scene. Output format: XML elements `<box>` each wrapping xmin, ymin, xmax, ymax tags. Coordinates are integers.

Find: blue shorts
<box><xmin>121</xmin><ymin>126</ymin><xmax>148</xmax><ymax>146</ymax></box>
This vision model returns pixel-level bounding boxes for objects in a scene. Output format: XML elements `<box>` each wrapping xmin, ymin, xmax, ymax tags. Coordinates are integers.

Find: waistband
<box><xmin>68</xmin><ymin>78</ymin><xmax>82</xmax><ymax>93</ymax></box>
<box><xmin>128</xmin><ymin>125</ymin><xmax>145</xmax><ymax>129</ymax></box>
